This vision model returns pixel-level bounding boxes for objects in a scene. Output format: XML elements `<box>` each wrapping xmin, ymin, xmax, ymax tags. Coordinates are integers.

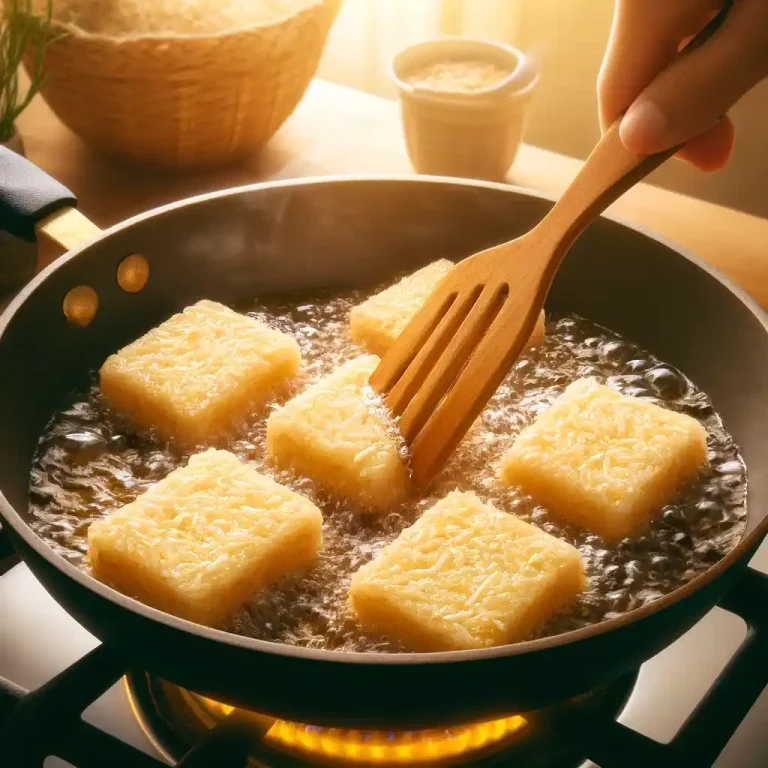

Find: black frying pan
<box><xmin>0</xmin><ymin>147</ymin><xmax>766</xmax><ymax>728</ymax></box>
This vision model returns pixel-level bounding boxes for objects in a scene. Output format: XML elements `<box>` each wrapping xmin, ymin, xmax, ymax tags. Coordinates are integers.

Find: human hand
<box><xmin>598</xmin><ymin>0</ymin><xmax>768</xmax><ymax>171</ymax></box>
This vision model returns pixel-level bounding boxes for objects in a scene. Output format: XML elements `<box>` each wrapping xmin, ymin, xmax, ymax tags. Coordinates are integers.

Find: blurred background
<box><xmin>318</xmin><ymin>0</ymin><xmax>768</xmax><ymax>218</ymax></box>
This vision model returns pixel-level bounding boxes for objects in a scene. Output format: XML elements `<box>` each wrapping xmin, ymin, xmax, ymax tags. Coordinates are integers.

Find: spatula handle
<box><xmin>536</xmin><ymin>1</ymin><xmax>731</xmax><ymax>258</ymax></box>
<box><xmin>536</xmin><ymin>121</ymin><xmax>679</xmax><ymax>254</ymax></box>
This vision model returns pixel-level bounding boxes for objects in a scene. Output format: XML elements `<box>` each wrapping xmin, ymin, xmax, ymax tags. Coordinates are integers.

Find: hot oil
<box><xmin>28</xmin><ymin>288</ymin><xmax>748</xmax><ymax>653</ymax></box>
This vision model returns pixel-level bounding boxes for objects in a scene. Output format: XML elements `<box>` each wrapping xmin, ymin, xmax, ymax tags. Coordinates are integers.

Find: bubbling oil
<box><xmin>28</xmin><ymin>288</ymin><xmax>747</xmax><ymax>652</ymax></box>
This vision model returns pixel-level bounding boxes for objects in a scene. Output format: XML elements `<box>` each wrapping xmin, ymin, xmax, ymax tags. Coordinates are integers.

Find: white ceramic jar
<box><xmin>392</xmin><ymin>37</ymin><xmax>538</xmax><ymax>181</ymax></box>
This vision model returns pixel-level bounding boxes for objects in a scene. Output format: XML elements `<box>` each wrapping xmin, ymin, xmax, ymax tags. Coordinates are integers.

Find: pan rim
<box><xmin>1</xmin><ymin>173</ymin><xmax>766</xmax><ymax>667</ymax></box>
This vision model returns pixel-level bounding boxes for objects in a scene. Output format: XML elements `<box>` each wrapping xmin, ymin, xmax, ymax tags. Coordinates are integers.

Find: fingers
<box><xmin>598</xmin><ymin>0</ymin><xmax>720</xmax><ymax>132</ymax></box>
<box><xmin>675</xmin><ymin>117</ymin><xmax>735</xmax><ymax>171</ymax></box>
<box><xmin>618</xmin><ymin>0</ymin><xmax>768</xmax><ymax>162</ymax></box>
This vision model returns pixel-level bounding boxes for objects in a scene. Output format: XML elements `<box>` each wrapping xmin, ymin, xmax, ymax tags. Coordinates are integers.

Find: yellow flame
<box><xmin>200</xmin><ymin>698</ymin><xmax>526</xmax><ymax>764</ymax></box>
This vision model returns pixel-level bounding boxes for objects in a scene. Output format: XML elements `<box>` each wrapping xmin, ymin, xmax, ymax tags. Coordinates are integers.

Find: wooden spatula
<box><xmin>370</xmin><ymin>5</ymin><xmax>731</xmax><ymax>488</ymax></box>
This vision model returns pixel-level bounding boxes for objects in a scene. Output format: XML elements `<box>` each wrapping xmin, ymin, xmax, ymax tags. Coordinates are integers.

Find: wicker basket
<box><xmin>26</xmin><ymin>0</ymin><xmax>341</xmax><ymax>169</ymax></box>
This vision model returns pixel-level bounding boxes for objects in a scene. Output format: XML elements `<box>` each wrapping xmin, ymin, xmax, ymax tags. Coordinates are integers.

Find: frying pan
<box><xmin>0</xmin><ymin>146</ymin><xmax>767</xmax><ymax>729</ymax></box>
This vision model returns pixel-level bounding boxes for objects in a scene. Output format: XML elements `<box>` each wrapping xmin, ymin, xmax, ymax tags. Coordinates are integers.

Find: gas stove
<box><xmin>1</xmin><ymin>530</ymin><xmax>767</xmax><ymax>768</ymax></box>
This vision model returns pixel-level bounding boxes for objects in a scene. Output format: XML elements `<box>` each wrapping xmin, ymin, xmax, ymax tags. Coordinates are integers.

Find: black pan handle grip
<box><xmin>0</xmin><ymin>146</ymin><xmax>77</xmax><ymax>242</ymax></box>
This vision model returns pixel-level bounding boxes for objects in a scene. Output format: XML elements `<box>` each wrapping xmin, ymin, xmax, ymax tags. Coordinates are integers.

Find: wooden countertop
<box><xmin>16</xmin><ymin>78</ymin><xmax>768</xmax><ymax>310</ymax></box>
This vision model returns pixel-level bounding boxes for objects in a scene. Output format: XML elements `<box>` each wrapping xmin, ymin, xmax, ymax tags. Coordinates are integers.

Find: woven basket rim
<box><xmin>51</xmin><ymin>0</ymin><xmax>338</xmax><ymax>44</ymax></box>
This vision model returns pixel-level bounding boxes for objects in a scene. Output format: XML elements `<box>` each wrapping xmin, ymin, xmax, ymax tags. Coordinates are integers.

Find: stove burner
<box><xmin>194</xmin><ymin>692</ymin><xmax>527</xmax><ymax>764</ymax></box>
<box><xmin>3</xmin><ymin>558</ymin><xmax>766</xmax><ymax>767</ymax></box>
<box><xmin>124</xmin><ymin>671</ymin><xmax>638</xmax><ymax>767</ymax></box>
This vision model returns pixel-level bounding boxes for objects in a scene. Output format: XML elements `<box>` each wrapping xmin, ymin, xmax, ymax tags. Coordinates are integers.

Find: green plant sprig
<box><xmin>0</xmin><ymin>0</ymin><xmax>57</xmax><ymax>142</ymax></box>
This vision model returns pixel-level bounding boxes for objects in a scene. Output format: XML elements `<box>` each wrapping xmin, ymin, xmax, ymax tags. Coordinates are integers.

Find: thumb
<box><xmin>619</xmin><ymin>0</ymin><xmax>768</xmax><ymax>158</ymax></box>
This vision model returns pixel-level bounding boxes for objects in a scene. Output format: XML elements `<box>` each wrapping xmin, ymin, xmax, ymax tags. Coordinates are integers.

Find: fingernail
<box><xmin>619</xmin><ymin>101</ymin><xmax>668</xmax><ymax>153</ymax></box>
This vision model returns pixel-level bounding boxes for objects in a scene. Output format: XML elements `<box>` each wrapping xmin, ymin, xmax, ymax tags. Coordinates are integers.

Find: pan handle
<box><xmin>0</xmin><ymin>146</ymin><xmax>101</xmax><ymax>250</ymax></box>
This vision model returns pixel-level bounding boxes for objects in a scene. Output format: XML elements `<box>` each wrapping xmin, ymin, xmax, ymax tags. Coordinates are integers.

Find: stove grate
<box><xmin>1</xmin><ymin>523</ymin><xmax>766</xmax><ymax>768</ymax></box>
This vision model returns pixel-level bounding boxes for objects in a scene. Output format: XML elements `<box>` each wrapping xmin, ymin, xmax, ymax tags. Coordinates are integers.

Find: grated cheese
<box><xmin>87</xmin><ymin>449</ymin><xmax>323</xmax><ymax>625</ymax></box>
<box><xmin>99</xmin><ymin>299</ymin><xmax>300</xmax><ymax>445</ymax></box>
<box><xmin>349</xmin><ymin>260</ymin><xmax>545</xmax><ymax>356</ymax></box>
<box><xmin>265</xmin><ymin>355</ymin><xmax>409</xmax><ymax>510</ymax></box>
<box><xmin>499</xmin><ymin>378</ymin><xmax>708</xmax><ymax>540</ymax></box>
<box><xmin>406</xmin><ymin>60</ymin><xmax>511</xmax><ymax>93</ymax></box>
<box><xmin>349</xmin><ymin>491</ymin><xmax>585</xmax><ymax>650</ymax></box>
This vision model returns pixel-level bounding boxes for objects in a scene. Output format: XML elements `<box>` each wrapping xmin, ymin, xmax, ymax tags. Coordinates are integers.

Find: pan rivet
<box><xmin>63</xmin><ymin>286</ymin><xmax>99</xmax><ymax>328</ymax></box>
<box><xmin>117</xmin><ymin>254</ymin><xmax>150</xmax><ymax>293</ymax></box>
